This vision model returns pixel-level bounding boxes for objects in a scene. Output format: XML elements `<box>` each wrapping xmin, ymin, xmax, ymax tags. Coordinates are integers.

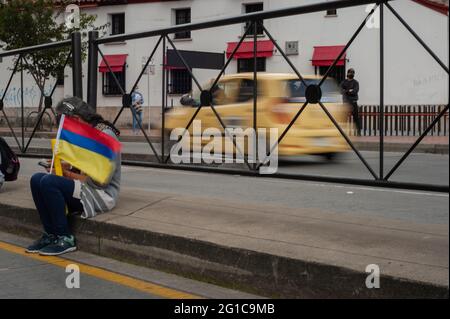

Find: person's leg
<box><xmin>39</xmin><ymin>174</ymin><xmax>82</xmax><ymax>236</ymax></box>
<box><xmin>30</xmin><ymin>172</ymin><xmax>54</xmax><ymax>234</ymax></box>
<box><xmin>37</xmin><ymin>174</ymin><xmax>83</xmax><ymax>255</ymax></box>
<box><xmin>27</xmin><ymin>173</ymin><xmax>58</xmax><ymax>253</ymax></box>
<box><xmin>352</xmin><ymin>102</ymin><xmax>361</xmax><ymax>136</ymax></box>
<box><xmin>137</xmin><ymin>111</ymin><xmax>143</xmax><ymax>132</ymax></box>
<box><xmin>132</xmin><ymin>108</ymin><xmax>137</xmax><ymax>133</ymax></box>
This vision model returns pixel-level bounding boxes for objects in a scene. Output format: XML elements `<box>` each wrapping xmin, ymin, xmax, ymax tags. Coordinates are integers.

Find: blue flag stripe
<box><xmin>60</xmin><ymin>129</ymin><xmax>117</xmax><ymax>160</ymax></box>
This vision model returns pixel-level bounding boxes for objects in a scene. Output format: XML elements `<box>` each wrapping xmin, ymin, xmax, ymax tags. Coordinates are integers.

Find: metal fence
<box><xmin>350</xmin><ymin>104</ymin><xmax>449</xmax><ymax>136</ymax></box>
<box><xmin>0</xmin><ymin>33</ymin><xmax>83</xmax><ymax>153</ymax></box>
<box><xmin>1</xmin><ymin>0</ymin><xmax>449</xmax><ymax>192</ymax></box>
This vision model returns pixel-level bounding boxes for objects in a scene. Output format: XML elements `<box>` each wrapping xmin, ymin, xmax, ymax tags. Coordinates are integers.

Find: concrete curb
<box><xmin>10</xmin><ymin>142</ymin><xmax>450</xmax><ymax>163</ymax></box>
<box><xmin>5</xmin><ymin>131</ymin><xmax>449</xmax><ymax>154</ymax></box>
<box><xmin>12</xmin><ymin>147</ymin><xmax>159</xmax><ymax>162</ymax></box>
<box><xmin>353</xmin><ymin>142</ymin><xmax>449</xmax><ymax>154</ymax></box>
<box><xmin>0</xmin><ymin>203</ymin><xmax>447</xmax><ymax>298</ymax></box>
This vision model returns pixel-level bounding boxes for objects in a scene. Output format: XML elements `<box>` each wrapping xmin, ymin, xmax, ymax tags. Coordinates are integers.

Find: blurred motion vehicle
<box><xmin>165</xmin><ymin>73</ymin><xmax>350</xmax><ymax>161</ymax></box>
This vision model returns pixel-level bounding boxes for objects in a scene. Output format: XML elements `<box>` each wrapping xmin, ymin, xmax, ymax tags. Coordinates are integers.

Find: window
<box><xmin>237</xmin><ymin>57</ymin><xmax>266</xmax><ymax>73</ymax></box>
<box><xmin>103</xmin><ymin>71</ymin><xmax>125</xmax><ymax>96</ymax></box>
<box><xmin>283</xmin><ymin>78</ymin><xmax>341</xmax><ymax>101</ymax></box>
<box><xmin>111</xmin><ymin>13</ymin><xmax>125</xmax><ymax>35</ymax></box>
<box><xmin>325</xmin><ymin>9</ymin><xmax>337</xmax><ymax>16</ymax></box>
<box><xmin>169</xmin><ymin>69</ymin><xmax>192</xmax><ymax>94</ymax></box>
<box><xmin>237</xmin><ymin>79</ymin><xmax>258</xmax><ymax>103</ymax></box>
<box><xmin>317</xmin><ymin>66</ymin><xmax>345</xmax><ymax>85</ymax></box>
<box><xmin>213</xmin><ymin>80</ymin><xmax>240</xmax><ymax>105</ymax></box>
<box><xmin>174</xmin><ymin>8</ymin><xmax>191</xmax><ymax>39</ymax></box>
<box><xmin>244</xmin><ymin>3</ymin><xmax>264</xmax><ymax>36</ymax></box>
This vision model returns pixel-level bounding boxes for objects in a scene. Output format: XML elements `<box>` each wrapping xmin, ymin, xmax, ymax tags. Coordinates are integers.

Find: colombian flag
<box><xmin>55</xmin><ymin>116</ymin><xmax>121</xmax><ymax>184</ymax></box>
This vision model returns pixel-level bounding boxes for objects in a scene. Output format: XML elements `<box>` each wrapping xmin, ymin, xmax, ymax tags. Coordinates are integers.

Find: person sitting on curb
<box><xmin>26</xmin><ymin>97</ymin><xmax>122</xmax><ymax>256</ymax></box>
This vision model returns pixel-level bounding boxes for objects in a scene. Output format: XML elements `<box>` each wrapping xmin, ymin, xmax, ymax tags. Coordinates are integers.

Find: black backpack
<box><xmin>0</xmin><ymin>136</ymin><xmax>20</xmax><ymax>182</ymax></box>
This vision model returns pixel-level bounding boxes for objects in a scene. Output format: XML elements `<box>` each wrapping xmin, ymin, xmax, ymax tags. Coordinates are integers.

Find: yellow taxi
<box><xmin>164</xmin><ymin>73</ymin><xmax>350</xmax><ymax>160</ymax></box>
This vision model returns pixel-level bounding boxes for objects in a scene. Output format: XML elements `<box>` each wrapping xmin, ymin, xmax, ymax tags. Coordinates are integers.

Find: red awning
<box><xmin>99</xmin><ymin>54</ymin><xmax>128</xmax><ymax>72</ymax></box>
<box><xmin>413</xmin><ymin>0</ymin><xmax>448</xmax><ymax>16</ymax></box>
<box><xmin>226</xmin><ymin>40</ymin><xmax>274</xmax><ymax>59</ymax></box>
<box><xmin>312</xmin><ymin>46</ymin><xmax>346</xmax><ymax>66</ymax></box>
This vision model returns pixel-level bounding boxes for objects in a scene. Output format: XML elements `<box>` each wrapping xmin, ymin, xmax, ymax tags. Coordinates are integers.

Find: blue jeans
<box><xmin>30</xmin><ymin>173</ymin><xmax>83</xmax><ymax>236</ymax></box>
<box><xmin>132</xmin><ymin>109</ymin><xmax>143</xmax><ymax>133</ymax></box>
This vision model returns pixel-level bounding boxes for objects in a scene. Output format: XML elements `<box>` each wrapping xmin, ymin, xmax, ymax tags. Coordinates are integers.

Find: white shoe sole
<box><xmin>25</xmin><ymin>249</ymin><xmax>40</xmax><ymax>254</ymax></box>
<box><xmin>39</xmin><ymin>246</ymin><xmax>77</xmax><ymax>256</ymax></box>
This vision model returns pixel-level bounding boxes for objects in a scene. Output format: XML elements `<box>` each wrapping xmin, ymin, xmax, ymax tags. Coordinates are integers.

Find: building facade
<box><xmin>0</xmin><ymin>0</ymin><xmax>448</xmax><ymax>126</ymax></box>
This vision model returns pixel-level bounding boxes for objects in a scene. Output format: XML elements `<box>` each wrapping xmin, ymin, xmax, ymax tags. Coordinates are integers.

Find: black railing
<box><xmin>350</xmin><ymin>105</ymin><xmax>449</xmax><ymax>137</ymax></box>
<box><xmin>0</xmin><ymin>33</ymin><xmax>82</xmax><ymax>153</ymax></box>
<box><xmin>25</xmin><ymin>110</ymin><xmax>54</xmax><ymax>132</ymax></box>
<box><xmin>1</xmin><ymin>0</ymin><xmax>448</xmax><ymax>193</ymax></box>
<box><xmin>86</xmin><ymin>0</ymin><xmax>448</xmax><ymax>192</ymax></box>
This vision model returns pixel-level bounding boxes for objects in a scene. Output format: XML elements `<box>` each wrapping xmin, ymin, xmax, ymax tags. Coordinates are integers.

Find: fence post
<box><xmin>87</xmin><ymin>30</ymin><xmax>99</xmax><ymax>110</ymax></box>
<box><xmin>161</xmin><ymin>36</ymin><xmax>166</xmax><ymax>160</ymax></box>
<box><xmin>379</xmin><ymin>2</ymin><xmax>384</xmax><ymax>179</ymax></box>
<box><xmin>20</xmin><ymin>57</ymin><xmax>25</xmax><ymax>152</ymax></box>
<box><xmin>71</xmin><ymin>32</ymin><xmax>83</xmax><ymax>99</ymax></box>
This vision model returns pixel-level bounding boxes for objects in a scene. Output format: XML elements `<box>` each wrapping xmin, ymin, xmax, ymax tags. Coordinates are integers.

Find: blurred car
<box><xmin>164</xmin><ymin>73</ymin><xmax>350</xmax><ymax>160</ymax></box>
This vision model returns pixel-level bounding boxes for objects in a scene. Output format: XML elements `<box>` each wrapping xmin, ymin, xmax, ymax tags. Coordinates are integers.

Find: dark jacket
<box><xmin>341</xmin><ymin>79</ymin><xmax>359</xmax><ymax>103</ymax></box>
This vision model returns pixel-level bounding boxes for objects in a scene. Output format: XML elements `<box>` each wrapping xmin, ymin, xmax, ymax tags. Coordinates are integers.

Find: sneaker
<box><xmin>39</xmin><ymin>235</ymin><xmax>77</xmax><ymax>256</ymax></box>
<box><xmin>26</xmin><ymin>233</ymin><xmax>56</xmax><ymax>253</ymax></box>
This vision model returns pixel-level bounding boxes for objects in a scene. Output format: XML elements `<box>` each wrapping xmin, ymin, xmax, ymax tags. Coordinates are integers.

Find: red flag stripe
<box><xmin>62</xmin><ymin>117</ymin><xmax>121</xmax><ymax>153</ymax></box>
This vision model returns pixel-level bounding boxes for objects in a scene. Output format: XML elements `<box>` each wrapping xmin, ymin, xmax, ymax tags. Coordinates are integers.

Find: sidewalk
<box><xmin>353</xmin><ymin>135</ymin><xmax>449</xmax><ymax>154</ymax></box>
<box><xmin>0</xmin><ymin>177</ymin><xmax>448</xmax><ymax>298</ymax></box>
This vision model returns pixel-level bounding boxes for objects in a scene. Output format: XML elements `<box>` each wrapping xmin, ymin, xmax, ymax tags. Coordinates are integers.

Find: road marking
<box><xmin>265</xmin><ymin>180</ymin><xmax>450</xmax><ymax>198</ymax></box>
<box><xmin>0</xmin><ymin>240</ymin><xmax>201</xmax><ymax>299</ymax></box>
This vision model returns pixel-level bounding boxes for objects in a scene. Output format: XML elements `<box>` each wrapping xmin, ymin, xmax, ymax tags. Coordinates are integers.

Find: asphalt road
<box><xmin>0</xmin><ymin>231</ymin><xmax>260</xmax><ymax>299</ymax></box>
<box><xmin>5</xmin><ymin>136</ymin><xmax>450</xmax><ymax>186</ymax></box>
<box><xmin>17</xmin><ymin>157</ymin><xmax>449</xmax><ymax>225</ymax></box>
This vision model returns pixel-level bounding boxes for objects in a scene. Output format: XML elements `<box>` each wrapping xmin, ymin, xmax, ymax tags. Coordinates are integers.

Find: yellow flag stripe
<box><xmin>57</xmin><ymin>140</ymin><xmax>114</xmax><ymax>184</ymax></box>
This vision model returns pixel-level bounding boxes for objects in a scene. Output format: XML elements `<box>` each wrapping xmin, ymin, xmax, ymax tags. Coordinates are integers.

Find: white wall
<box><xmin>1</xmin><ymin>0</ymin><xmax>448</xmax><ymax>112</ymax></box>
<box><xmin>0</xmin><ymin>56</ymin><xmax>64</xmax><ymax>109</ymax></box>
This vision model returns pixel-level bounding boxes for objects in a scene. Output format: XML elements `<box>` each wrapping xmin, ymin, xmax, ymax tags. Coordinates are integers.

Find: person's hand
<box><xmin>63</xmin><ymin>168</ymin><xmax>88</xmax><ymax>182</ymax></box>
<box><xmin>45</xmin><ymin>167</ymin><xmax>56</xmax><ymax>174</ymax></box>
<box><xmin>62</xmin><ymin>168</ymin><xmax>72</xmax><ymax>179</ymax></box>
<box><xmin>44</xmin><ymin>160</ymin><xmax>71</xmax><ymax>174</ymax></box>
<box><xmin>61</xmin><ymin>162</ymin><xmax>71</xmax><ymax>170</ymax></box>
<box><xmin>43</xmin><ymin>159</ymin><xmax>55</xmax><ymax>174</ymax></box>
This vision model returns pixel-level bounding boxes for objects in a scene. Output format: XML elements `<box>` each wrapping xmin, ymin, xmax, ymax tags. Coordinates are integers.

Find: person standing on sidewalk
<box><xmin>26</xmin><ymin>97</ymin><xmax>122</xmax><ymax>256</ymax></box>
<box><xmin>131</xmin><ymin>88</ymin><xmax>144</xmax><ymax>135</ymax></box>
<box><xmin>341</xmin><ymin>68</ymin><xmax>361</xmax><ymax>135</ymax></box>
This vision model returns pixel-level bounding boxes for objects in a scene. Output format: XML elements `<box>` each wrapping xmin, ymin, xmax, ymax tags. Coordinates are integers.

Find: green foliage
<box><xmin>0</xmin><ymin>0</ymin><xmax>107</xmax><ymax>89</ymax></box>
